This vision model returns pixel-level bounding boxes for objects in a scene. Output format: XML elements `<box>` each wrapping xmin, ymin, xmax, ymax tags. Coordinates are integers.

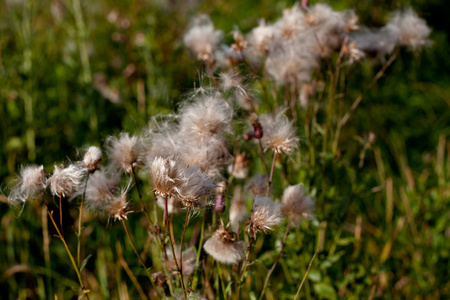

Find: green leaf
<box><xmin>313</xmin><ymin>282</ymin><xmax>337</xmax><ymax>300</ymax></box>
<box><xmin>80</xmin><ymin>254</ymin><xmax>93</xmax><ymax>272</ymax></box>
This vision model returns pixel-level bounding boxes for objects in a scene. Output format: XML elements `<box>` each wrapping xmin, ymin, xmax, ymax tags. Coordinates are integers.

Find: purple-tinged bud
<box><xmin>250</xmin><ymin>113</ymin><xmax>264</xmax><ymax>139</ymax></box>
<box><xmin>215</xmin><ymin>193</ymin><xmax>225</xmax><ymax>213</ymax></box>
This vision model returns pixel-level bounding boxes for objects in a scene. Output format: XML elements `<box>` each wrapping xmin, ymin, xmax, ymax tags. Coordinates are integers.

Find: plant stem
<box><xmin>217</xmin><ymin>260</ymin><xmax>228</xmax><ymax>299</ymax></box>
<box><xmin>333</xmin><ymin>48</ymin><xmax>400</xmax><ymax>151</ymax></box>
<box><xmin>165</xmin><ymin>196</ymin><xmax>187</xmax><ymax>298</ymax></box>
<box><xmin>179</xmin><ymin>207</ymin><xmax>191</xmax><ymax>279</ymax></box>
<box><xmin>59</xmin><ymin>195</ymin><xmax>63</xmax><ymax>237</ymax></box>
<box><xmin>44</xmin><ymin>203</ymin><xmax>89</xmax><ymax>299</ymax></box>
<box><xmin>258</xmin><ymin>218</ymin><xmax>292</xmax><ymax>300</ymax></box>
<box><xmin>237</xmin><ymin>228</ymin><xmax>255</xmax><ymax>298</ymax></box>
<box><xmin>258</xmin><ymin>138</ymin><xmax>270</xmax><ymax>180</ymax></box>
<box><xmin>266</xmin><ymin>151</ymin><xmax>278</xmax><ymax>196</ymax></box>
<box><xmin>131</xmin><ymin>165</ymin><xmax>147</xmax><ymax>215</ymax></box>
<box><xmin>121</xmin><ymin>219</ymin><xmax>162</xmax><ymax>298</ymax></box>
<box><xmin>77</xmin><ymin>173</ymin><xmax>89</xmax><ymax>267</ymax></box>
<box><xmin>293</xmin><ymin>248</ymin><xmax>319</xmax><ymax>300</ymax></box>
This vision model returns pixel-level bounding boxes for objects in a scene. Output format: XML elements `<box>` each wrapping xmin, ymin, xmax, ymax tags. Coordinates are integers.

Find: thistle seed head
<box><xmin>203</xmin><ymin>226</ymin><xmax>245</xmax><ymax>264</ymax></box>
<box><xmin>48</xmin><ymin>164</ymin><xmax>85</xmax><ymax>198</ymax></box>
<box><xmin>8</xmin><ymin>165</ymin><xmax>47</xmax><ymax>205</ymax></box>
<box><xmin>83</xmin><ymin>146</ymin><xmax>102</xmax><ymax>173</ymax></box>
<box><xmin>281</xmin><ymin>183</ymin><xmax>315</xmax><ymax>225</ymax></box>
<box><xmin>106</xmin><ymin>132</ymin><xmax>144</xmax><ymax>174</ymax></box>
<box><xmin>150</xmin><ymin>156</ymin><xmax>182</xmax><ymax>198</ymax></box>
<box><xmin>248</xmin><ymin>196</ymin><xmax>284</xmax><ymax>234</ymax></box>
<box><xmin>260</xmin><ymin>110</ymin><xmax>299</xmax><ymax>154</ymax></box>
<box><xmin>183</xmin><ymin>14</ymin><xmax>223</xmax><ymax>62</ymax></box>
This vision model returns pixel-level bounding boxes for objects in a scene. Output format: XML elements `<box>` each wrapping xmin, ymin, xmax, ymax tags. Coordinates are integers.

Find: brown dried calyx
<box><xmin>152</xmin><ymin>272</ymin><xmax>167</xmax><ymax>288</ymax></box>
<box><xmin>215</xmin><ymin>226</ymin><xmax>238</xmax><ymax>244</ymax></box>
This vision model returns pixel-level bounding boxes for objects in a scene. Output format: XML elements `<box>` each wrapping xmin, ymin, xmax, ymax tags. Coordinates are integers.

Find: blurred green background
<box><xmin>1</xmin><ymin>0</ymin><xmax>449</xmax><ymax>299</ymax></box>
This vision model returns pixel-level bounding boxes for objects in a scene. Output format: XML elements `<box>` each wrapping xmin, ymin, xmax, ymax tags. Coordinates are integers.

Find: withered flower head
<box><xmin>83</xmin><ymin>146</ymin><xmax>102</xmax><ymax>173</ymax></box>
<box><xmin>179</xmin><ymin>92</ymin><xmax>233</xmax><ymax>141</ymax></box>
<box><xmin>183</xmin><ymin>14</ymin><xmax>223</xmax><ymax>62</ymax></box>
<box><xmin>260</xmin><ymin>110</ymin><xmax>299</xmax><ymax>154</ymax></box>
<box><xmin>248</xmin><ymin>196</ymin><xmax>284</xmax><ymax>234</ymax></box>
<box><xmin>48</xmin><ymin>164</ymin><xmax>85</xmax><ymax>198</ymax></box>
<box><xmin>9</xmin><ymin>165</ymin><xmax>47</xmax><ymax>205</ymax></box>
<box><xmin>150</xmin><ymin>156</ymin><xmax>182</xmax><ymax>198</ymax></box>
<box><xmin>106</xmin><ymin>132</ymin><xmax>144</xmax><ymax>173</ymax></box>
<box><xmin>82</xmin><ymin>170</ymin><xmax>120</xmax><ymax>216</ymax></box>
<box><xmin>176</xmin><ymin>165</ymin><xmax>216</xmax><ymax>208</ymax></box>
<box><xmin>152</xmin><ymin>272</ymin><xmax>167</xmax><ymax>288</ymax></box>
<box><xmin>386</xmin><ymin>8</ymin><xmax>431</xmax><ymax>50</ymax></box>
<box><xmin>281</xmin><ymin>183</ymin><xmax>315</xmax><ymax>225</ymax></box>
<box><xmin>246</xmin><ymin>174</ymin><xmax>268</xmax><ymax>196</ymax></box>
<box><xmin>109</xmin><ymin>191</ymin><xmax>133</xmax><ymax>221</ymax></box>
<box><xmin>203</xmin><ymin>226</ymin><xmax>245</xmax><ymax>264</ymax></box>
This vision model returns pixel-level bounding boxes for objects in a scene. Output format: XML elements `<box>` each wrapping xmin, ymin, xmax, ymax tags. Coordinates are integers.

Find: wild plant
<box><xmin>5</xmin><ymin>2</ymin><xmax>433</xmax><ymax>299</ymax></box>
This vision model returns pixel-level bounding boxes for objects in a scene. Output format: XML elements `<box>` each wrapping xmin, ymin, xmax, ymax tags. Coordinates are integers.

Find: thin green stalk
<box><xmin>165</xmin><ymin>197</ymin><xmax>187</xmax><ymax>298</ymax></box>
<box><xmin>293</xmin><ymin>248</ymin><xmax>319</xmax><ymax>300</ymax></box>
<box><xmin>121</xmin><ymin>219</ymin><xmax>162</xmax><ymax>298</ymax></box>
<box><xmin>72</xmin><ymin>0</ymin><xmax>91</xmax><ymax>83</ymax></box>
<box><xmin>131</xmin><ymin>165</ymin><xmax>148</xmax><ymax>216</ymax></box>
<box><xmin>216</xmin><ymin>261</ymin><xmax>227</xmax><ymax>299</ymax></box>
<box><xmin>116</xmin><ymin>243</ymin><xmax>149</xmax><ymax>300</ymax></box>
<box><xmin>266</xmin><ymin>151</ymin><xmax>277</xmax><ymax>197</ymax></box>
<box><xmin>179</xmin><ymin>207</ymin><xmax>191</xmax><ymax>278</ymax></box>
<box><xmin>77</xmin><ymin>173</ymin><xmax>89</xmax><ymax>267</ymax></box>
<box><xmin>44</xmin><ymin>204</ymin><xmax>89</xmax><ymax>299</ymax></box>
<box><xmin>258</xmin><ymin>218</ymin><xmax>292</xmax><ymax>300</ymax></box>
<box><xmin>59</xmin><ymin>195</ymin><xmax>63</xmax><ymax>237</ymax></box>
<box><xmin>195</xmin><ymin>212</ymin><xmax>206</xmax><ymax>267</ymax></box>
<box><xmin>258</xmin><ymin>138</ymin><xmax>270</xmax><ymax>183</ymax></box>
<box><xmin>237</xmin><ymin>228</ymin><xmax>255</xmax><ymax>298</ymax></box>
<box><xmin>333</xmin><ymin>48</ymin><xmax>400</xmax><ymax>151</ymax></box>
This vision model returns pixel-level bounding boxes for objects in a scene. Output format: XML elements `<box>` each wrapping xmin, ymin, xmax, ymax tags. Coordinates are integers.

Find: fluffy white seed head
<box><xmin>273</xmin><ymin>4</ymin><xmax>305</xmax><ymax>41</ymax></box>
<box><xmin>179</xmin><ymin>136</ymin><xmax>230</xmax><ymax>179</ymax></box>
<box><xmin>249</xmin><ymin>196</ymin><xmax>284</xmax><ymax>234</ymax></box>
<box><xmin>83</xmin><ymin>146</ymin><xmax>102</xmax><ymax>173</ymax></box>
<box><xmin>179</xmin><ymin>92</ymin><xmax>233</xmax><ymax>141</ymax></box>
<box><xmin>385</xmin><ymin>8</ymin><xmax>431</xmax><ymax>50</ymax></box>
<box><xmin>48</xmin><ymin>164</ymin><xmax>85</xmax><ymax>198</ymax></box>
<box><xmin>9</xmin><ymin>165</ymin><xmax>47</xmax><ymax>205</ymax></box>
<box><xmin>165</xmin><ymin>246</ymin><xmax>196</xmax><ymax>276</ymax></box>
<box><xmin>246</xmin><ymin>174</ymin><xmax>268</xmax><ymax>196</ymax></box>
<box><xmin>203</xmin><ymin>226</ymin><xmax>245</xmax><ymax>264</ymax></box>
<box><xmin>176</xmin><ymin>165</ymin><xmax>216</xmax><ymax>208</ymax></box>
<box><xmin>260</xmin><ymin>111</ymin><xmax>299</xmax><ymax>154</ymax></box>
<box><xmin>247</xmin><ymin>19</ymin><xmax>274</xmax><ymax>57</ymax></box>
<box><xmin>183</xmin><ymin>15</ymin><xmax>223</xmax><ymax>62</ymax></box>
<box><xmin>150</xmin><ymin>156</ymin><xmax>182</xmax><ymax>198</ymax></box>
<box><xmin>281</xmin><ymin>183</ymin><xmax>315</xmax><ymax>225</ymax></box>
<box><xmin>109</xmin><ymin>190</ymin><xmax>133</xmax><ymax>221</ymax></box>
<box><xmin>83</xmin><ymin>170</ymin><xmax>120</xmax><ymax>216</ymax></box>
<box><xmin>106</xmin><ymin>133</ymin><xmax>144</xmax><ymax>173</ymax></box>
<box><xmin>265</xmin><ymin>40</ymin><xmax>317</xmax><ymax>85</ymax></box>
